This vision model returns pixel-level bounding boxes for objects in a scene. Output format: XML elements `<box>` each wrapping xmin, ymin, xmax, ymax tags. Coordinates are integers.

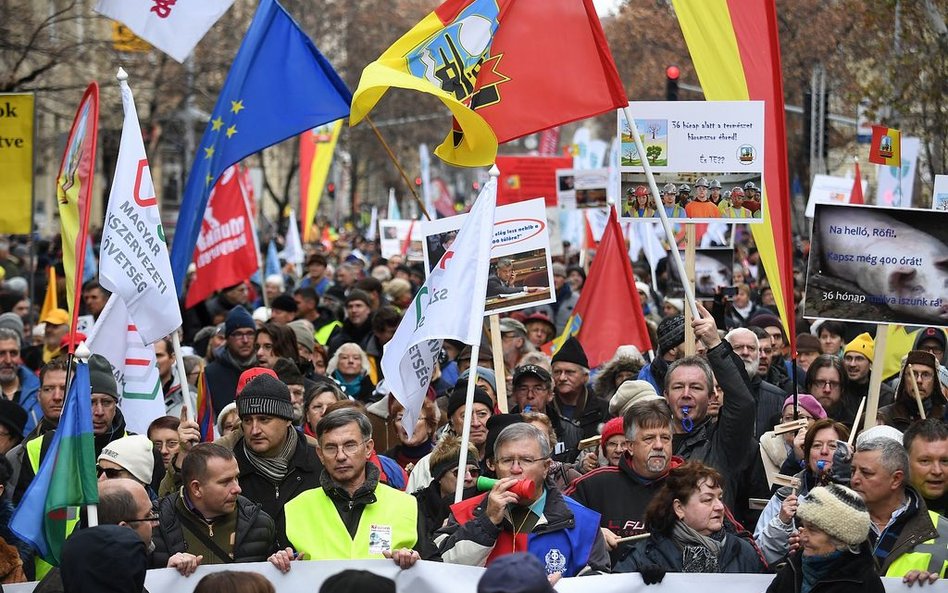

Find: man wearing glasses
<box><xmin>204</xmin><ymin>306</ymin><xmax>258</xmax><ymax>414</ymax></box>
<box><xmin>270</xmin><ymin>408</ymin><xmax>433</xmax><ymax>572</ymax></box>
<box><xmin>879</xmin><ymin>350</ymin><xmax>946</xmax><ymax>431</ymax></box>
<box><xmin>436</xmin><ymin>422</ymin><xmax>610</xmax><ymax>576</ymax></box>
<box><xmin>510</xmin><ymin>364</ymin><xmax>581</xmax><ymax>458</ymax></box>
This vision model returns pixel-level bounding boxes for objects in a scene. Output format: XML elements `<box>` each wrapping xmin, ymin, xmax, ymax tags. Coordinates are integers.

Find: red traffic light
<box><xmin>414</xmin><ymin>177</ymin><xmax>422</xmax><ymax>186</ymax></box>
<box><xmin>327</xmin><ymin>183</ymin><xmax>335</xmax><ymax>193</ymax></box>
<box><xmin>666</xmin><ymin>66</ymin><xmax>680</xmax><ymax>80</ymax></box>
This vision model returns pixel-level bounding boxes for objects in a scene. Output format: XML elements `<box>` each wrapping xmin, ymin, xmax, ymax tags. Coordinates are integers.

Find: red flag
<box><xmin>552</xmin><ymin>208</ymin><xmax>652</xmax><ymax>367</ymax></box>
<box><xmin>184</xmin><ymin>165</ymin><xmax>259</xmax><ymax>308</ymax></box>
<box><xmin>195</xmin><ymin>369</ymin><xmax>216</xmax><ymax>442</ymax></box>
<box><xmin>850</xmin><ymin>159</ymin><xmax>864</xmax><ymax>205</ymax></box>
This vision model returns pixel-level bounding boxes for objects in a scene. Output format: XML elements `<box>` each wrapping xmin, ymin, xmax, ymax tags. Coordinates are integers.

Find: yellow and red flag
<box><xmin>869</xmin><ymin>125</ymin><xmax>901</xmax><ymax>167</ymax></box>
<box><xmin>673</xmin><ymin>0</ymin><xmax>796</xmax><ymax>352</ymax></box>
<box><xmin>299</xmin><ymin>120</ymin><xmax>343</xmax><ymax>242</ymax></box>
<box><xmin>56</xmin><ymin>83</ymin><xmax>99</xmax><ymax>346</ymax></box>
<box><xmin>350</xmin><ymin>0</ymin><xmax>627</xmax><ymax>167</ymax></box>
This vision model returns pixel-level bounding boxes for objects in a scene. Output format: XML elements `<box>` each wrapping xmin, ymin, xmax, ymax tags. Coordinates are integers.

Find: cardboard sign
<box><xmin>804</xmin><ymin>203</ymin><xmax>948</xmax><ymax>327</ymax></box>
<box><xmin>555</xmin><ymin>168</ymin><xmax>609</xmax><ymax>210</ymax></box>
<box><xmin>379</xmin><ymin>219</ymin><xmax>424</xmax><ymax>261</ymax></box>
<box><xmin>495</xmin><ymin>155</ymin><xmax>570</xmax><ymax>207</ymax></box>
<box><xmin>806</xmin><ymin>174</ymin><xmax>866</xmax><ymax>218</ymax></box>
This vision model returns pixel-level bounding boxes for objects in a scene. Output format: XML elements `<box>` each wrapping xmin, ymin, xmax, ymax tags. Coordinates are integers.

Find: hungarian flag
<box><xmin>850</xmin><ymin>158</ymin><xmax>864</xmax><ymax>205</ymax></box>
<box><xmin>673</xmin><ymin>0</ymin><xmax>796</xmax><ymax>353</ymax></box>
<box><xmin>869</xmin><ymin>125</ymin><xmax>901</xmax><ymax>167</ymax></box>
<box><xmin>552</xmin><ymin>207</ymin><xmax>652</xmax><ymax>367</ymax></box>
<box><xmin>350</xmin><ymin>0</ymin><xmax>628</xmax><ymax>167</ymax></box>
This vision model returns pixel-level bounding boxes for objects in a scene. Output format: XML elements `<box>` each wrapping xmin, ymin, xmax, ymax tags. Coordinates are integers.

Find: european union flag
<box><xmin>170</xmin><ymin>0</ymin><xmax>351</xmax><ymax>293</ymax></box>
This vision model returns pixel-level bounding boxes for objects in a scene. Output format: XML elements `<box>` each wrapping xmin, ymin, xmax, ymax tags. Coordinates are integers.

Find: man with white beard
<box><xmin>725</xmin><ymin>328</ymin><xmax>786</xmax><ymax>439</ymax></box>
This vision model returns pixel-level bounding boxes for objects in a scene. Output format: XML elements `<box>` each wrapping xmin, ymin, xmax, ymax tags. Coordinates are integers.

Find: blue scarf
<box><xmin>801</xmin><ymin>549</ymin><xmax>842</xmax><ymax>593</ymax></box>
<box><xmin>332</xmin><ymin>370</ymin><xmax>363</xmax><ymax>397</ymax></box>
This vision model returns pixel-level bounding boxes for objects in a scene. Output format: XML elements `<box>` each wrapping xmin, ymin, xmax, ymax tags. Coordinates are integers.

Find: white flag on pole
<box><xmin>95</xmin><ymin>0</ymin><xmax>234</xmax><ymax>63</ymax></box>
<box><xmin>86</xmin><ymin>296</ymin><xmax>166</xmax><ymax>435</ymax></box>
<box><xmin>283</xmin><ymin>208</ymin><xmax>305</xmax><ymax>265</ymax></box>
<box><xmin>382</xmin><ymin>176</ymin><xmax>498</xmax><ymax>435</ymax></box>
<box><xmin>365</xmin><ymin>207</ymin><xmax>379</xmax><ymax>243</ymax></box>
<box><xmin>99</xmin><ymin>70</ymin><xmax>182</xmax><ymax>345</ymax></box>
<box><xmin>388</xmin><ymin>188</ymin><xmax>402</xmax><ymax>220</ymax></box>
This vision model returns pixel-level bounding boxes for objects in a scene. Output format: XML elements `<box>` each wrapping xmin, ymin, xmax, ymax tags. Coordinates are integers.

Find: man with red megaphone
<box><xmin>435</xmin><ymin>423</ymin><xmax>610</xmax><ymax>577</ymax></box>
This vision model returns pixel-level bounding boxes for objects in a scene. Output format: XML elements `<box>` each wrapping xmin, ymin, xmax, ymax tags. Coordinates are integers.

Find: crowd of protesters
<box><xmin>0</xmin><ymin>225</ymin><xmax>944</xmax><ymax>592</ymax></box>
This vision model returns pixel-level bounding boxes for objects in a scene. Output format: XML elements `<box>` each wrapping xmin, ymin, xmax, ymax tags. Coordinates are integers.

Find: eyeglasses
<box><xmin>231</xmin><ymin>330</ymin><xmax>255</xmax><ymax>341</ymax></box>
<box><xmin>913</xmin><ymin>370</ymin><xmax>934</xmax><ymax>381</ymax></box>
<box><xmin>495</xmin><ymin>456</ymin><xmax>549</xmax><ymax>469</ymax></box>
<box><xmin>604</xmin><ymin>440</ymin><xmax>628</xmax><ymax>451</ymax></box>
<box><xmin>320</xmin><ymin>439</ymin><xmax>369</xmax><ymax>457</ymax></box>
<box><xmin>123</xmin><ymin>511</ymin><xmax>160</xmax><ymax>524</ymax></box>
<box><xmin>450</xmin><ymin>466</ymin><xmax>481</xmax><ymax>478</ymax></box>
<box><xmin>812</xmin><ymin>380</ymin><xmax>840</xmax><ymax>389</ymax></box>
<box><xmin>96</xmin><ymin>466</ymin><xmax>127</xmax><ymax>479</ymax></box>
<box><xmin>152</xmin><ymin>440</ymin><xmax>179</xmax><ymax>450</ymax></box>
<box><xmin>514</xmin><ymin>385</ymin><xmax>549</xmax><ymax>396</ymax></box>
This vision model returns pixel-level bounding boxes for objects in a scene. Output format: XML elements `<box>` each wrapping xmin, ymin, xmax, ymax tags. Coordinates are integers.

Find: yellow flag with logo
<box><xmin>0</xmin><ymin>93</ymin><xmax>34</xmax><ymax>234</ymax></box>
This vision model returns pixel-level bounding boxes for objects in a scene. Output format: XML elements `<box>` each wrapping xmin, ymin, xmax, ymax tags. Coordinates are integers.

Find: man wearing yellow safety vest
<box><xmin>268</xmin><ymin>408</ymin><xmax>436</xmax><ymax>573</ymax></box>
<box><xmin>851</xmin><ymin>436</ymin><xmax>947</xmax><ymax>586</ymax></box>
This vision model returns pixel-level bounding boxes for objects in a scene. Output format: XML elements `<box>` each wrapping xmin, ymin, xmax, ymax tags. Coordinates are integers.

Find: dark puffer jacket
<box><xmin>766</xmin><ymin>545</ymin><xmax>884</xmax><ymax>593</ymax></box>
<box><xmin>150</xmin><ymin>492</ymin><xmax>276</xmax><ymax>568</ymax></box>
<box><xmin>614</xmin><ymin>530</ymin><xmax>763</xmax><ymax>574</ymax></box>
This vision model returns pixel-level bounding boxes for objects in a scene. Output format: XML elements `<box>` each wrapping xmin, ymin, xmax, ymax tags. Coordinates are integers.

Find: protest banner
<box><xmin>496</xmin><ymin>155</ymin><xmax>570</xmax><ymax>207</ymax></box>
<box><xmin>804</xmin><ymin>203</ymin><xmax>948</xmax><ymax>327</ymax></box>
<box><xmin>5</xmin><ymin>559</ymin><xmax>911</xmax><ymax>593</ymax></box>
<box><xmin>664</xmin><ymin>248</ymin><xmax>734</xmax><ymax>298</ymax></box>
<box><xmin>556</xmin><ymin>168</ymin><xmax>609</xmax><ymax>210</ymax></box>
<box><xmin>933</xmin><ymin>175</ymin><xmax>948</xmax><ymax>212</ymax></box>
<box><xmin>378</xmin><ymin>220</ymin><xmax>424</xmax><ymax>261</ymax></box>
<box><xmin>421</xmin><ymin>197</ymin><xmax>555</xmax><ymax>316</ymax></box>
<box><xmin>805</xmin><ymin>174</ymin><xmax>867</xmax><ymax>218</ymax></box>
<box><xmin>0</xmin><ymin>93</ymin><xmax>33</xmax><ymax>235</ymax></box>
<box><xmin>617</xmin><ymin>101</ymin><xmax>765</xmax><ymax>223</ymax></box>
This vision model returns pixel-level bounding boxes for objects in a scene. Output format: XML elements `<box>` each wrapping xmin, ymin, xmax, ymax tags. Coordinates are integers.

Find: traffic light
<box><xmin>327</xmin><ymin>182</ymin><xmax>335</xmax><ymax>199</ymax></box>
<box><xmin>414</xmin><ymin>176</ymin><xmax>422</xmax><ymax>187</ymax></box>
<box><xmin>665</xmin><ymin>66</ymin><xmax>680</xmax><ymax>101</ymax></box>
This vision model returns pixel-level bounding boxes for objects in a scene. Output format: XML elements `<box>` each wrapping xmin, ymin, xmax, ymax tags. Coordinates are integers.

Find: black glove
<box><xmin>639</xmin><ymin>563</ymin><xmax>667</xmax><ymax>585</ymax></box>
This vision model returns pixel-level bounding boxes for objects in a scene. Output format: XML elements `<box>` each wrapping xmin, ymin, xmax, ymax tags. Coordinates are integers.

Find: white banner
<box><xmin>5</xmin><ymin>559</ymin><xmax>913</xmax><ymax>593</ymax></box>
<box><xmin>85</xmin><ymin>295</ymin><xmax>165</xmax><ymax>434</ymax></box>
<box><xmin>876</xmin><ymin>136</ymin><xmax>920</xmax><ymax>207</ymax></box>
<box><xmin>95</xmin><ymin>0</ymin><xmax>234</xmax><ymax>63</ymax></box>
<box><xmin>99</xmin><ymin>73</ymin><xmax>181</xmax><ymax>345</ymax></box>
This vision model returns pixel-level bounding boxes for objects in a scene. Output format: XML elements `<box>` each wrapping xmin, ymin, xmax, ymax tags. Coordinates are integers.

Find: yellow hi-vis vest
<box><xmin>315</xmin><ymin>321</ymin><xmax>341</xmax><ymax>346</ymax></box>
<box><xmin>26</xmin><ymin>435</ymin><xmax>78</xmax><ymax>580</ymax></box>
<box><xmin>284</xmin><ymin>483</ymin><xmax>418</xmax><ymax>560</ymax></box>
<box><xmin>886</xmin><ymin>510</ymin><xmax>948</xmax><ymax>578</ymax></box>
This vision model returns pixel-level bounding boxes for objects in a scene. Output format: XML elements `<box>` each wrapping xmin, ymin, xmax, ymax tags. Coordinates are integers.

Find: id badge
<box><xmin>368</xmin><ymin>524</ymin><xmax>392</xmax><ymax>555</ymax></box>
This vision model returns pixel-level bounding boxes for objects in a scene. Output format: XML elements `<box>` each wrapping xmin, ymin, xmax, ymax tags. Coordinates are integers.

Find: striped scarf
<box><xmin>242</xmin><ymin>426</ymin><xmax>298</xmax><ymax>484</ymax></box>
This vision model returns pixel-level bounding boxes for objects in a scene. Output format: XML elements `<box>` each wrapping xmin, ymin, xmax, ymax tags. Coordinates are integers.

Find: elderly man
<box><xmin>0</xmin><ymin>328</ymin><xmax>41</xmax><ymax>434</ymax></box>
<box><xmin>436</xmin><ymin>423</ymin><xmax>610</xmax><ymax>576</ymax></box>
<box><xmin>879</xmin><ymin>351</ymin><xmax>946</xmax><ymax>431</ymax></box>
<box><xmin>551</xmin><ymin>337</ymin><xmax>608</xmax><ymax>440</ymax></box>
<box><xmin>169</xmin><ymin>373</ymin><xmax>322</xmax><ymax>549</ymax></box>
<box><xmin>724</xmin><ymin>327</ymin><xmax>785</xmax><ymax>439</ymax></box>
<box><xmin>152</xmin><ymin>443</ymin><xmax>275</xmax><ymax>569</ymax></box>
<box><xmin>664</xmin><ymin>305</ymin><xmax>756</xmax><ymax>512</ymax></box>
<box><xmin>851</xmin><ymin>437</ymin><xmax>947</xmax><ymax>583</ymax></box>
<box><xmin>903</xmin><ymin>419</ymin><xmax>948</xmax><ymax>517</ymax></box>
<box><xmin>566</xmin><ymin>399</ymin><xmax>679</xmax><ymax>560</ymax></box>
<box><xmin>204</xmin><ymin>306</ymin><xmax>258</xmax><ymax>414</ymax></box>
<box><xmin>269</xmin><ymin>408</ymin><xmax>431</xmax><ymax>571</ymax></box>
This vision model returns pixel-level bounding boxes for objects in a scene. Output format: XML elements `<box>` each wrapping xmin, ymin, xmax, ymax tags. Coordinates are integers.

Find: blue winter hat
<box><xmin>224</xmin><ymin>306</ymin><xmax>255</xmax><ymax>337</ymax></box>
<box><xmin>477</xmin><ymin>552</ymin><xmax>555</xmax><ymax>593</ymax></box>
<box><xmin>458</xmin><ymin>366</ymin><xmax>497</xmax><ymax>395</ymax></box>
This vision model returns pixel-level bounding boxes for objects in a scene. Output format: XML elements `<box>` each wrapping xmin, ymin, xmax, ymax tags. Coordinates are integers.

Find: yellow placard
<box><xmin>0</xmin><ymin>93</ymin><xmax>34</xmax><ymax>234</ymax></box>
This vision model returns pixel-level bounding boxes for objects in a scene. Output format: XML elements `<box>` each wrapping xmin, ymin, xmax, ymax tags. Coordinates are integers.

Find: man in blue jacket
<box><xmin>0</xmin><ymin>328</ymin><xmax>41</xmax><ymax>434</ymax></box>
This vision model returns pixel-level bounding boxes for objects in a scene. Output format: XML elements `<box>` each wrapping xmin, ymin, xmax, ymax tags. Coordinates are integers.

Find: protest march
<box><xmin>0</xmin><ymin>0</ymin><xmax>947</xmax><ymax>592</ymax></box>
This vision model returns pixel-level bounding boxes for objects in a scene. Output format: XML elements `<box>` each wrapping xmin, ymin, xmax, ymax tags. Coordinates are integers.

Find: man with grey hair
<box><xmin>724</xmin><ymin>327</ymin><xmax>785</xmax><ymax>439</ymax></box>
<box><xmin>566</xmin><ymin>399</ymin><xmax>678</xmax><ymax>561</ymax></box>
<box><xmin>0</xmin><ymin>327</ymin><xmax>41</xmax><ymax>434</ymax></box>
<box><xmin>851</xmin><ymin>436</ymin><xmax>946</xmax><ymax>583</ymax></box>
<box><xmin>269</xmin><ymin>408</ymin><xmax>433</xmax><ymax>572</ymax></box>
<box><xmin>436</xmin><ymin>422</ymin><xmax>610</xmax><ymax>576</ymax></box>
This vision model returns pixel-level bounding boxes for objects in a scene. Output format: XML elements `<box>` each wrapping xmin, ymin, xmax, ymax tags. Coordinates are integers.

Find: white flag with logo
<box><xmin>95</xmin><ymin>0</ymin><xmax>234</xmax><ymax>63</ymax></box>
<box><xmin>86</xmin><ymin>296</ymin><xmax>165</xmax><ymax>434</ymax></box>
<box><xmin>283</xmin><ymin>209</ymin><xmax>305</xmax><ymax>265</ymax></box>
<box><xmin>99</xmin><ymin>73</ymin><xmax>182</xmax><ymax>345</ymax></box>
<box><xmin>382</xmin><ymin>177</ymin><xmax>497</xmax><ymax>435</ymax></box>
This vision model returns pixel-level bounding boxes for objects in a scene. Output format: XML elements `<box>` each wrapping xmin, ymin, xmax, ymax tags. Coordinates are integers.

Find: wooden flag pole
<box><xmin>488</xmin><ymin>315</ymin><xmax>509</xmax><ymax>413</ymax></box>
<box><xmin>905</xmin><ymin>364</ymin><xmax>927</xmax><ymax>420</ymax></box>
<box><xmin>848</xmin><ymin>396</ymin><xmax>867</xmax><ymax>447</ymax></box>
<box><xmin>684</xmin><ymin>225</ymin><xmax>697</xmax><ymax>356</ymax></box>
<box><xmin>365</xmin><ymin>115</ymin><xmax>431</xmax><ymax>221</ymax></box>
<box><xmin>172</xmin><ymin>331</ymin><xmax>195</xmax><ymax>422</ymax></box>
<box><xmin>454</xmin><ymin>343</ymin><xmax>481</xmax><ymax>504</ymax></box>
<box><xmin>863</xmin><ymin>325</ymin><xmax>888</xmax><ymax>430</ymax></box>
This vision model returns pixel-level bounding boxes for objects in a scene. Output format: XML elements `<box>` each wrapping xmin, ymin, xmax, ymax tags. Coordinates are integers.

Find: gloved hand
<box><xmin>639</xmin><ymin>563</ymin><xmax>667</xmax><ymax>585</ymax></box>
<box><xmin>829</xmin><ymin>440</ymin><xmax>852</xmax><ymax>486</ymax></box>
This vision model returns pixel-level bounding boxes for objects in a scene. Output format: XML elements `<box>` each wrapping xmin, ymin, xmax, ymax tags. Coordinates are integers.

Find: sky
<box><xmin>594</xmin><ymin>0</ymin><xmax>622</xmax><ymax>17</ymax></box>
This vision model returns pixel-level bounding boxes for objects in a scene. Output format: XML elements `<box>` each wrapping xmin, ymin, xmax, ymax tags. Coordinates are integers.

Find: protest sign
<box><xmin>421</xmin><ymin>198</ymin><xmax>555</xmax><ymax>316</ymax></box>
<box><xmin>931</xmin><ymin>175</ymin><xmax>948</xmax><ymax>212</ymax></box>
<box><xmin>378</xmin><ymin>219</ymin><xmax>424</xmax><ymax>261</ymax></box>
<box><xmin>495</xmin><ymin>155</ymin><xmax>570</xmax><ymax>207</ymax></box>
<box><xmin>0</xmin><ymin>93</ymin><xmax>33</xmax><ymax>234</ymax></box>
<box><xmin>617</xmin><ymin>101</ymin><xmax>765</xmax><ymax>223</ymax></box>
<box><xmin>806</xmin><ymin>174</ymin><xmax>867</xmax><ymax>218</ymax></box>
<box><xmin>556</xmin><ymin>168</ymin><xmax>609</xmax><ymax>209</ymax></box>
<box><xmin>804</xmin><ymin>203</ymin><xmax>948</xmax><ymax>327</ymax></box>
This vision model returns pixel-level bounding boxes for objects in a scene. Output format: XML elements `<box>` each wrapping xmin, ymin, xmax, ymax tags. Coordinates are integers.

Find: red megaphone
<box><xmin>476</xmin><ymin>476</ymin><xmax>536</xmax><ymax>500</ymax></box>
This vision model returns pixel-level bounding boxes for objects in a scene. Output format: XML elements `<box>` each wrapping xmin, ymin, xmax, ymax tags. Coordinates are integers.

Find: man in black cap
<box><xmin>637</xmin><ymin>313</ymin><xmax>702</xmax><ymax>393</ymax></box>
<box><xmin>914</xmin><ymin>327</ymin><xmax>948</xmax><ymax>392</ymax></box>
<box><xmin>327</xmin><ymin>289</ymin><xmax>374</xmax><ymax>356</ymax></box>
<box><xmin>509</xmin><ymin>364</ymin><xmax>581</xmax><ymax>456</ymax></box>
<box><xmin>551</xmin><ymin>337</ymin><xmax>607</xmax><ymax>440</ymax></box>
<box><xmin>269</xmin><ymin>294</ymin><xmax>298</xmax><ymax>325</ymax></box>
<box><xmin>170</xmin><ymin>373</ymin><xmax>321</xmax><ymax>549</ymax></box>
<box><xmin>204</xmin><ymin>306</ymin><xmax>258</xmax><ymax>414</ymax></box>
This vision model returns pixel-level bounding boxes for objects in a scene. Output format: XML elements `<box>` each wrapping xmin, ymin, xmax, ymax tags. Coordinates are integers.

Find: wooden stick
<box><xmin>365</xmin><ymin>115</ymin><xmax>431</xmax><ymax>221</ymax></box>
<box><xmin>773</xmin><ymin>474</ymin><xmax>801</xmax><ymax>490</ymax></box>
<box><xmin>905</xmin><ymin>364</ymin><xmax>927</xmax><ymax>420</ymax></box>
<box><xmin>683</xmin><ymin>224</ymin><xmax>696</xmax><ymax>356</ymax></box>
<box><xmin>488</xmin><ymin>315</ymin><xmax>508</xmax><ymax>413</ymax></box>
<box><xmin>773</xmin><ymin>418</ymin><xmax>809</xmax><ymax>436</ymax></box>
<box><xmin>615</xmin><ymin>532</ymin><xmax>651</xmax><ymax>544</ymax></box>
<box><xmin>579</xmin><ymin>435</ymin><xmax>601</xmax><ymax>451</ymax></box>
<box><xmin>847</xmin><ymin>396</ymin><xmax>867</xmax><ymax>447</ymax></box>
<box><xmin>863</xmin><ymin>325</ymin><xmax>888</xmax><ymax>429</ymax></box>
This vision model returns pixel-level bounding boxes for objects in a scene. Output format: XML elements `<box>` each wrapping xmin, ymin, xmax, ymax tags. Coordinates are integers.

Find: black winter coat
<box><xmin>150</xmin><ymin>493</ymin><xmax>276</xmax><ymax>568</ymax></box>
<box><xmin>766</xmin><ymin>547</ymin><xmax>885</xmax><ymax>593</ymax></box>
<box><xmin>614</xmin><ymin>531</ymin><xmax>764</xmax><ymax>574</ymax></box>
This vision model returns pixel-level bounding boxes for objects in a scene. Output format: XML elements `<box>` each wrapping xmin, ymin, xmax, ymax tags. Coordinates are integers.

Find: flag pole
<box><xmin>74</xmin><ymin>341</ymin><xmax>98</xmax><ymax>528</ymax></box>
<box><xmin>622</xmin><ymin>106</ymin><xmax>700</xmax><ymax>319</ymax></box>
<box><xmin>171</xmin><ymin>331</ymin><xmax>195</xmax><ymax>422</ymax></box>
<box><xmin>365</xmin><ymin>115</ymin><xmax>431</xmax><ymax>221</ymax></box>
<box><xmin>454</xmin><ymin>343</ymin><xmax>481</xmax><ymax>504</ymax></box>
<box><xmin>488</xmin><ymin>315</ymin><xmax>509</xmax><ymax>413</ymax></box>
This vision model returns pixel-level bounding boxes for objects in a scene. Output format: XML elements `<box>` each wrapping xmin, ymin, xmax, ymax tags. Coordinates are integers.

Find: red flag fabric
<box><xmin>850</xmin><ymin>160</ymin><xmax>864</xmax><ymax>205</ymax></box>
<box><xmin>184</xmin><ymin>165</ymin><xmax>259</xmax><ymax>308</ymax></box>
<box><xmin>552</xmin><ymin>207</ymin><xmax>652</xmax><ymax>367</ymax></box>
